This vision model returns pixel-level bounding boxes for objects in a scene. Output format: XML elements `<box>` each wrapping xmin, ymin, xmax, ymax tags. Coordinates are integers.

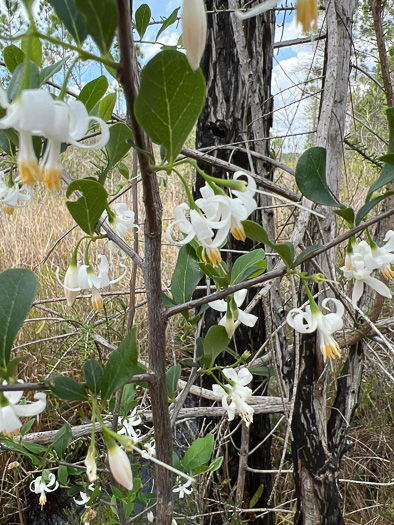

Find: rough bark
<box><xmin>195</xmin><ymin>2</ymin><xmax>276</xmax><ymax>522</ymax></box>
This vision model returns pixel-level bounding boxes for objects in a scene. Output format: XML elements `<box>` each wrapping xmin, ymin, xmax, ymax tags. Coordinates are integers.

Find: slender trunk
<box><xmin>117</xmin><ymin>2</ymin><xmax>172</xmax><ymax>522</ymax></box>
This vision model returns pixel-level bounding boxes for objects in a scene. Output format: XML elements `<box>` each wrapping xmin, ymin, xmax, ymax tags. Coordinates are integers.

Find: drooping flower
<box><xmin>296</xmin><ymin>0</ymin><xmax>318</xmax><ymax>32</ymax></box>
<box><xmin>0</xmin><ymin>88</ymin><xmax>55</xmax><ymax>185</ymax></box>
<box><xmin>85</xmin><ymin>445</ymin><xmax>97</xmax><ymax>483</ymax></box>
<box><xmin>0</xmin><ymin>171</ymin><xmax>33</xmax><ymax>214</ymax></box>
<box><xmin>209</xmin><ymin>289</ymin><xmax>258</xmax><ymax>337</ymax></box>
<box><xmin>107</xmin><ymin>444</ymin><xmax>133</xmax><ymax>491</ymax></box>
<box><xmin>182</xmin><ymin>0</ymin><xmax>207</xmax><ymax>70</ymax></box>
<box><xmin>141</xmin><ymin>439</ymin><xmax>156</xmax><ymax>460</ymax></box>
<box><xmin>212</xmin><ymin>368</ymin><xmax>254</xmax><ymax>426</ymax></box>
<box><xmin>147</xmin><ymin>510</ymin><xmax>155</xmax><ymax>522</ymax></box>
<box><xmin>0</xmin><ymin>382</ymin><xmax>46</xmax><ymax>435</ymax></box>
<box><xmin>345</xmin><ymin>253</ymin><xmax>392</xmax><ymax>307</ymax></box>
<box><xmin>57</xmin><ymin>255</ymin><xmax>127</xmax><ymax>310</ymax></box>
<box><xmin>228</xmin><ymin>172</ymin><xmax>257</xmax><ymax>241</ymax></box>
<box><xmin>107</xmin><ymin>203</ymin><xmax>139</xmax><ymax>257</ymax></box>
<box><xmin>287</xmin><ymin>298</ymin><xmax>344</xmax><ymax>361</ymax></box>
<box><xmin>173</xmin><ymin>478</ymin><xmax>193</xmax><ymax>499</ymax></box>
<box><xmin>358</xmin><ymin>236</ymin><xmax>394</xmax><ymax>281</ymax></box>
<box><xmin>30</xmin><ymin>472</ymin><xmax>59</xmax><ymax>509</ymax></box>
<box><xmin>39</xmin><ymin>99</ymin><xmax>109</xmax><ymax>190</ymax></box>
<box><xmin>73</xmin><ymin>483</ymin><xmax>95</xmax><ymax>507</ymax></box>
<box><xmin>118</xmin><ymin>408</ymin><xmax>143</xmax><ymax>443</ymax></box>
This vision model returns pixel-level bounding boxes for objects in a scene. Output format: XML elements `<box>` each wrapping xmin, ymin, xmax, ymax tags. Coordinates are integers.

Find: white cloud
<box><xmin>140</xmin><ymin>30</ymin><xmax>181</xmax><ymax>62</ymax></box>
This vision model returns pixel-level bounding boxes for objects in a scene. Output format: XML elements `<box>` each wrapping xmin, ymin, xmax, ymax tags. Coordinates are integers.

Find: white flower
<box><xmin>287</xmin><ymin>298</ymin><xmax>344</xmax><ymax>361</ymax></box>
<box><xmin>57</xmin><ymin>255</ymin><xmax>127</xmax><ymax>311</ymax></box>
<box><xmin>212</xmin><ymin>368</ymin><xmax>254</xmax><ymax>426</ymax></box>
<box><xmin>0</xmin><ymin>88</ymin><xmax>54</xmax><ymax>185</ymax></box>
<box><xmin>73</xmin><ymin>483</ymin><xmax>95</xmax><ymax>507</ymax></box>
<box><xmin>118</xmin><ymin>408</ymin><xmax>143</xmax><ymax>443</ymax></box>
<box><xmin>0</xmin><ymin>382</ymin><xmax>46</xmax><ymax>434</ymax></box>
<box><xmin>182</xmin><ymin>0</ymin><xmax>207</xmax><ymax>70</ymax></box>
<box><xmin>0</xmin><ymin>171</ymin><xmax>33</xmax><ymax>214</ymax></box>
<box><xmin>358</xmin><ymin>237</ymin><xmax>394</xmax><ymax>281</ymax></box>
<box><xmin>147</xmin><ymin>511</ymin><xmax>155</xmax><ymax>522</ymax></box>
<box><xmin>141</xmin><ymin>439</ymin><xmax>156</xmax><ymax>459</ymax></box>
<box><xmin>84</xmin><ymin>445</ymin><xmax>97</xmax><ymax>483</ymax></box>
<box><xmin>30</xmin><ymin>472</ymin><xmax>59</xmax><ymax>508</ymax></box>
<box><xmin>173</xmin><ymin>478</ymin><xmax>193</xmax><ymax>499</ymax></box>
<box><xmin>166</xmin><ymin>199</ymin><xmax>231</xmax><ymax>267</ymax></box>
<box><xmin>107</xmin><ymin>444</ymin><xmax>133</xmax><ymax>491</ymax></box>
<box><xmin>108</xmin><ymin>203</ymin><xmax>139</xmax><ymax>257</ymax></box>
<box><xmin>228</xmin><ymin>172</ymin><xmax>257</xmax><ymax>241</ymax></box>
<box><xmin>39</xmin><ymin>99</ymin><xmax>109</xmax><ymax>191</ymax></box>
<box><xmin>209</xmin><ymin>289</ymin><xmax>258</xmax><ymax>336</ymax></box>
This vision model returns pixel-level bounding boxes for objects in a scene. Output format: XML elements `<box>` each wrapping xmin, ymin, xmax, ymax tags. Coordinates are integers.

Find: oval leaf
<box><xmin>3</xmin><ymin>45</ymin><xmax>24</xmax><ymax>73</ymax></box>
<box><xmin>48</xmin><ymin>376</ymin><xmax>88</xmax><ymax>401</ymax></box>
<box><xmin>202</xmin><ymin>325</ymin><xmax>230</xmax><ymax>369</ymax></box>
<box><xmin>166</xmin><ymin>364</ymin><xmax>181</xmax><ymax>399</ymax></box>
<box><xmin>295</xmin><ymin>147</ymin><xmax>343</xmax><ymax>207</ymax></box>
<box><xmin>76</xmin><ymin>0</ymin><xmax>118</xmax><ymax>54</ymax></box>
<box><xmin>135</xmin><ymin>4</ymin><xmax>151</xmax><ymax>39</ymax></box>
<box><xmin>66</xmin><ymin>179</ymin><xmax>108</xmax><ymax>236</ymax></box>
<box><xmin>181</xmin><ymin>434</ymin><xmax>214</xmax><ymax>472</ymax></box>
<box><xmin>171</xmin><ymin>245</ymin><xmax>204</xmax><ymax>305</ymax></box>
<box><xmin>230</xmin><ymin>249</ymin><xmax>266</xmax><ymax>285</ymax></box>
<box><xmin>77</xmin><ymin>75</ymin><xmax>108</xmax><ymax>113</ymax></box>
<box><xmin>134</xmin><ymin>50</ymin><xmax>206</xmax><ymax>165</ymax></box>
<box><xmin>0</xmin><ymin>269</ymin><xmax>37</xmax><ymax>369</ymax></box>
<box><xmin>47</xmin><ymin>0</ymin><xmax>88</xmax><ymax>44</ymax></box>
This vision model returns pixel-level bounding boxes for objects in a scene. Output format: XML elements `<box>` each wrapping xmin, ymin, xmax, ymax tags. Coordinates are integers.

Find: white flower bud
<box><xmin>85</xmin><ymin>445</ymin><xmax>97</xmax><ymax>483</ymax></box>
<box><xmin>182</xmin><ymin>0</ymin><xmax>207</xmax><ymax>70</ymax></box>
<box><xmin>108</xmin><ymin>444</ymin><xmax>133</xmax><ymax>491</ymax></box>
<box><xmin>64</xmin><ymin>262</ymin><xmax>79</xmax><ymax>307</ymax></box>
<box><xmin>147</xmin><ymin>511</ymin><xmax>154</xmax><ymax>522</ymax></box>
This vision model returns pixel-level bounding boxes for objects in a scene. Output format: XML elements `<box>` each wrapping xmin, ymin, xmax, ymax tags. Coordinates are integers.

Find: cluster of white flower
<box><xmin>166</xmin><ymin>172</ymin><xmax>257</xmax><ymax>267</ymax></box>
<box><xmin>340</xmin><ymin>233</ymin><xmax>394</xmax><ymax>307</ymax></box>
<box><xmin>209</xmin><ymin>288</ymin><xmax>258</xmax><ymax>338</ymax></box>
<box><xmin>30</xmin><ymin>472</ymin><xmax>58</xmax><ymax>509</ymax></box>
<box><xmin>106</xmin><ymin>202</ymin><xmax>139</xmax><ymax>257</ymax></box>
<box><xmin>212</xmin><ymin>368</ymin><xmax>254</xmax><ymax>426</ymax></box>
<box><xmin>0</xmin><ymin>381</ymin><xmax>46</xmax><ymax>434</ymax></box>
<box><xmin>0</xmin><ymin>170</ymin><xmax>33</xmax><ymax>215</ymax></box>
<box><xmin>56</xmin><ymin>254</ymin><xmax>127</xmax><ymax>310</ymax></box>
<box><xmin>0</xmin><ymin>86</ymin><xmax>109</xmax><ymax>202</ymax></box>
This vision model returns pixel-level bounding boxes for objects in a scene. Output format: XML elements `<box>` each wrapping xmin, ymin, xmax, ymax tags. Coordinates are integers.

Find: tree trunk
<box><xmin>195</xmin><ymin>1</ymin><xmax>276</xmax><ymax>522</ymax></box>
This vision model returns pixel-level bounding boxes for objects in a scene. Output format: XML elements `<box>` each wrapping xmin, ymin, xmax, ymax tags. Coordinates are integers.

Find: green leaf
<box><xmin>207</xmin><ymin>456</ymin><xmax>223</xmax><ymax>472</ymax></box>
<box><xmin>181</xmin><ymin>434</ymin><xmax>214</xmax><ymax>472</ymax></box>
<box><xmin>119</xmin><ymin>383</ymin><xmax>137</xmax><ymax>416</ymax></box>
<box><xmin>0</xmin><ymin>269</ymin><xmax>37</xmax><ymax>369</ymax></box>
<box><xmin>77</xmin><ymin>75</ymin><xmax>108</xmax><ymax>113</ymax></box>
<box><xmin>0</xmin><ymin>437</ymin><xmax>40</xmax><ymax>465</ymax></box>
<box><xmin>98</xmin><ymin>92</ymin><xmax>116</xmax><ymax>121</ymax></box>
<box><xmin>250</xmin><ymin>484</ymin><xmax>264</xmax><ymax>508</ymax></box>
<box><xmin>135</xmin><ymin>4</ymin><xmax>151</xmax><ymax>39</ymax></box>
<box><xmin>0</xmin><ymin>131</ymin><xmax>16</xmax><ymax>156</ymax></box>
<box><xmin>83</xmin><ymin>359</ymin><xmax>102</xmax><ymax>395</ymax></box>
<box><xmin>295</xmin><ymin>147</ymin><xmax>344</xmax><ymax>207</ymax></box>
<box><xmin>230</xmin><ymin>249</ymin><xmax>266</xmax><ymax>285</ymax></box>
<box><xmin>76</xmin><ymin>0</ymin><xmax>118</xmax><ymax>55</ymax></box>
<box><xmin>39</xmin><ymin>56</ymin><xmax>69</xmax><ymax>85</ymax></box>
<box><xmin>166</xmin><ymin>364</ymin><xmax>181</xmax><ymax>399</ymax></box>
<box><xmin>377</xmin><ymin>153</ymin><xmax>394</xmax><ymax>164</ymax></box>
<box><xmin>292</xmin><ymin>244</ymin><xmax>323</xmax><ymax>268</ymax></box>
<box><xmin>355</xmin><ymin>191</ymin><xmax>394</xmax><ymax>225</ymax></box>
<box><xmin>48</xmin><ymin>376</ymin><xmax>88</xmax><ymax>401</ymax></box>
<box><xmin>21</xmin><ymin>418</ymin><xmax>35</xmax><ymax>436</ymax></box>
<box><xmin>105</xmin><ymin>123</ymin><xmax>134</xmax><ymax>171</ymax></box>
<box><xmin>334</xmin><ymin>207</ymin><xmax>355</xmax><ymax>226</ymax></box>
<box><xmin>100</xmin><ymin>328</ymin><xmax>139</xmax><ymax>401</ymax></box>
<box><xmin>249</xmin><ymin>366</ymin><xmax>271</xmax><ymax>377</ymax></box>
<box><xmin>241</xmin><ymin>221</ymin><xmax>294</xmax><ymax>269</ymax></box>
<box><xmin>3</xmin><ymin>45</ymin><xmax>24</xmax><ymax>73</ymax></box>
<box><xmin>22</xmin><ymin>442</ymin><xmax>46</xmax><ymax>454</ymax></box>
<box><xmin>7</xmin><ymin>61</ymin><xmax>40</xmax><ymax>101</ymax></box>
<box><xmin>202</xmin><ymin>325</ymin><xmax>230</xmax><ymax>369</ymax></box>
<box><xmin>57</xmin><ymin>464</ymin><xmax>69</xmax><ymax>485</ymax></box>
<box><xmin>21</xmin><ymin>35</ymin><xmax>42</xmax><ymax>67</ymax></box>
<box><xmin>47</xmin><ymin>0</ymin><xmax>88</xmax><ymax>44</ymax></box>
<box><xmin>66</xmin><ymin>179</ymin><xmax>108</xmax><ymax>236</ymax></box>
<box><xmin>368</xmin><ymin>107</ymin><xmax>394</xmax><ymax>195</ymax></box>
<box><xmin>171</xmin><ymin>245</ymin><xmax>204</xmax><ymax>306</ymax></box>
<box><xmin>156</xmin><ymin>7</ymin><xmax>180</xmax><ymax>41</ymax></box>
<box><xmin>52</xmin><ymin>424</ymin><xmax>73</xmax><ymax>458</ymax></box>
<box><xmin>134</xmin><ymin>50</ymin><xmax>206</xmax><ymax>165</ymax></box>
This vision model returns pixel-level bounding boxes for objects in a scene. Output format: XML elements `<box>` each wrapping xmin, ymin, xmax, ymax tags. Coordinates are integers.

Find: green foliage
<box><xmin>3</xmin><ymin>45</ymin><xmax>24</xmax><ymax>73</ymax></box>
<box><xmin>202</xmin><ymin>325</ymin><xmax>230</xmax><ymax>369</ymax></box>
<box><xmin>230</xmin><ymin>249</ymin><xmax>266</xmax><ymax>285</ymax></box>
<box><xmin>105</xmin><ymin>122</ymin><xmax>134</xmax><ymax>172</ymax></box>
<box><xmin>368</xmin><ymin>107</ymin><xmax>394</xmax><ymax>195</ymax></box>
<box><xmin>295</xmin><ymin>146</ymin><xmax>344</xmax><ymax>207</ymax></box>
<box><xmin>135</xmin><ymin>4</ymin><xmax>151</xmax><ymax>39</ymax></box>
<box><xmin>0</xmin><ymin>269</ymin><xmax>37</xmax><ymax>370</ymax></box>
<box><xmin>77</xmin><ymin>75</ymin><xmax>108</xmax><ymax>113</ymax></box>
<box><xmin>100</xmin><ymin>328</ymin><xmax>140</xmax><ymax>401</ymax></box>
<box><xmin>242</xmin><ymin>220</ymin><xmax>294</xmax><ymax>269</ymax></box>
<box><xmin>356</xmin><ymin>191</ymin><xmax>394</xmax><ymax>225</ymax></box>
<box><xmin>66</xmin><ymin>178</ymin><xmax>108</xmax><ymax>236</ymax></box>
<box><xmin>166</xmin><ymin>363</ymin><xmax>181</xmax><ymax>401</ymax></box>
<box><xmin>134</xmin><ymin>50</ymin><xmax>206</xmax><ymax>165</ymax></box>
<box><xmin>39</xmin><ymin>56</ymin><xmax>69</xmax><ymax>85</ymax></box>
<box><xmin>75</xmin><ymin>0</ymin><xmax>118</xmax><ymax>55</ymax></box>
<box><xmin>334</xmin><ymin>207</ymin><xmax>355</xmax><ymax>227</ymax></box>
<box><xmin>180</xmin><ymin>434</ymin><xmax>214</xmax><ymax>472</ymax></box>
<box><xmin>47</xmin><ymin>0</ymin><xmax>88</xmax><ymax>44</ymax></box>
<box><xmin>95</xmin><ymin>92</ymin><xmax>116</xmax><ymax>121</ymax></box>
<box><xmin>21</xmin><ymin>34</ymin><xmax>42</xmax><ymax>66</ymax></box>
<box><xmin>83</xmin><ymin>359</ymin><xmax>103</xmax><ymax>395</ymax></box>
<box><xmin>48</xmin><ymin>376</ymin><xmax>89</xmax><ymax>400</ymax></box>
<box><xmin>53</xmin><ymin>424</ymin><xmax>73</xmax><ymax>458</ymax></box>
<box><xmin>8</xmin><ymin>61</ymin><xmax>40</xmax><ymax>100</ymax></box>
<box><xmin>171</xmin><ymin>245</ymin><xmax>204</xmax><ymax>305</ymax></box>
<box><xmin>292</xmin><ymin>244</ymin><xmax>323</xmax><ymax>268</ymax></box>
<box><xmin>156</xmin><ymin>7</ymin><xmax>180</xmax><ymax>41</ymax></box>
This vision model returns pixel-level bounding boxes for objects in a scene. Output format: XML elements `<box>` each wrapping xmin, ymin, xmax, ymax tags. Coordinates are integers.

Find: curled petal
<box><xmin>286</xmin><ymin>308</ymin><xmax>317</xmax><ymax>333</ymax></box>
<box><xmin>13</xmin><ymin>392</ymin><xmax>46</xmax><ymax>418</ymax></box>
